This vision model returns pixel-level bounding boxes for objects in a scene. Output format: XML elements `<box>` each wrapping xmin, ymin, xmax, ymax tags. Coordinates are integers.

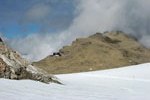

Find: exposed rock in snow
<box><xmin>0</xmin><ymin>37</ymin><xmax>60</xmax><ymax>84</ymax></box>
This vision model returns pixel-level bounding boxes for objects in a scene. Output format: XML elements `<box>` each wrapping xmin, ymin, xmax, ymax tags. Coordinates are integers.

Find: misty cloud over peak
<box><xmin>7</xmin><ymin>0</ymin><xmax>150</xmax><ymax>61</ymax></box>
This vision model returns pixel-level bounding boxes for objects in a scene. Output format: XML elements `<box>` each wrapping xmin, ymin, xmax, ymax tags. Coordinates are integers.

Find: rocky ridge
<box><xmin>33</xmin><ymin>31</ymin><xmax>150</xmax><ymax>74</ymax></box>
<box><xmin>0</xmin><ymin>37</ymin><xmax>61</xmax><ymax>84</ymax></box>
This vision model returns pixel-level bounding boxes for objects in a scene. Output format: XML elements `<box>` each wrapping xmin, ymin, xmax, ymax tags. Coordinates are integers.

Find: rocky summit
<box><xmin>33</xmin><ymin>31</ymin><xmax>150</xmax><ymax>74</ymax></box>
<box><xmin>0</xmin><ymin>38</ymin><xmax>60</xmax><ymax>84</ymax></box>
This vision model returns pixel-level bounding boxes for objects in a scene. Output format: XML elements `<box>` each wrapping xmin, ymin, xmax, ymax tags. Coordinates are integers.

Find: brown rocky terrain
<box><xmin>0</xmin><ymin>37</ymin><xmax>61</xmax><ymax>84</ymax></box>
<box><xmin>33</xmin><ymin>31</ymin><xmax>150</xmax><ymax>74</ymax></box>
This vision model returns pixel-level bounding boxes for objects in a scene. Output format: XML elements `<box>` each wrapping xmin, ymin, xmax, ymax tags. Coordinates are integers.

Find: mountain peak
<box><xmin>33</xmin><ymin>31</ymin><xmax>150</xmax><ymax>74</ymax></box>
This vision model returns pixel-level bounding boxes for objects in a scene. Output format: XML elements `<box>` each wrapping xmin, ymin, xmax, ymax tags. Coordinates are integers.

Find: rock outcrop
<box><xmin>33</xmin><ymin>31</ymin><xmax>150</xmax><ymax>74</ymax></box>
<box><xmin>0</xmin><ymin>37</ymin><xmax>3</xmax><ymax>42</ymax></box>
<box><xmin>0</xmin><ymin>39</ymin><xmax>61</xmax><ymax>84</ymax></box>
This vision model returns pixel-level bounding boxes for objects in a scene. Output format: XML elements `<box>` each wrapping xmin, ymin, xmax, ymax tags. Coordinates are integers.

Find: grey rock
<box><xmin>0</xmin><ymin>38</ymin><xmax>61</xmax><ymax>84</ymax></box>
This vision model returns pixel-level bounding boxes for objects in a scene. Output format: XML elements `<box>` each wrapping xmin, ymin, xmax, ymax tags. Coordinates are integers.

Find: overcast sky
<box><xmin>1</xmin><ymin>0</ymin><xmax>150</xmax><ymax>61</ymax></box>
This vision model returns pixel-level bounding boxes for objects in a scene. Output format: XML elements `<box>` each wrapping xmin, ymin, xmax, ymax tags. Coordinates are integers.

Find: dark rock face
<box><xmin>0</xmin><ymin>37</ymin><xmax>3</xmax><ymax>42</ymax></box>
<box><xmin>0</xmin><ymin>38</ymin><xmax>61</xmax><ymax>84</ymax></box>
<box><xmin>52</xmin><ymin>52</ymin><xmax>62</xmax><ymax>56</ymax></box>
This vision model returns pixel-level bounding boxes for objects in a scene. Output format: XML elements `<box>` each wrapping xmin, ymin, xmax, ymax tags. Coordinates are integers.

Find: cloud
<box><xmin>8</xmin><ymin>0</ymin><xmax>150</xmax><ymax>61</ymax></box>
<box><xmin>18</xmin><ymin>0</ymin><xmax>76</xmax><ymax>32</ymax></box>
<box><xmin>68</xmin><ymin>0</ymin><xmax>150</xmax><ymax>46</ymax></box>
<box><xmin>25</xmin><ymin>3</ymin><xmax>51</xmax><ymax>22</ymax></box>
<box><xmin>8</xmin><ymin>33</ymin><xmax>60</xmax><ymax>61</ymax></box>
<box><xmin>20</xmin><ymin>1</ymin><xmax>52</xmax><ymax>29</ymax></box>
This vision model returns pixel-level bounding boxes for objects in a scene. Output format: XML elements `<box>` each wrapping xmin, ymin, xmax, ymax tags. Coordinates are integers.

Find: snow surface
<box><xmin>1</xmin><ymin>63</ymin><xmax>150</xmax><ymax>100</ymax></box>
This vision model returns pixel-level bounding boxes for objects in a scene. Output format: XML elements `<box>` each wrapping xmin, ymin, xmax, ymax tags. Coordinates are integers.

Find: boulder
<box><xmin>0</xmin><ymin>37</ymin><xmax>61</xmax><ymax>84</ymax></box>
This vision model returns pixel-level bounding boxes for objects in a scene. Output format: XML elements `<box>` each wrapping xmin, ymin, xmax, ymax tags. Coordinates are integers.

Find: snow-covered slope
<box><xmin>0</xmin><ymin>63</ymin><xmax>150</xmax><ymax>100</ymax></box>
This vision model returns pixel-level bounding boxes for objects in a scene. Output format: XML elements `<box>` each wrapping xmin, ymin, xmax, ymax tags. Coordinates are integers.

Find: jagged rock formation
<box><xmin>0</xmin><ymin>39</ymin><xmax>60</xmax><ymax>84</ymax></box>
<box><xmin>33</xmin><ymin>31</ymin><xmax>150</xmax><ymax>74</ymax></box>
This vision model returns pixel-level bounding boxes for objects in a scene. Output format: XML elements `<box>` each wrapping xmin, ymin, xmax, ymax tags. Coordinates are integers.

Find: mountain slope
<box><xmin>33</xmin><ymin>31</ymin><xmax>150</xmax><ymax>74</ymax></box>
<box><xmin>0</xmin><ymin>37</ymin><xmax>60</xmax><ymax>84</ymax></box>
<box><xmin>1</xmin><ymin>63</ymin><xmax>150</xmax><ymax>100</ymax></box>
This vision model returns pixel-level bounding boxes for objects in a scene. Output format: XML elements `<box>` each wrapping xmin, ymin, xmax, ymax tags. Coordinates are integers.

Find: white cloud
<box><xmin>9</xmin><ymin>33</ymin><xmax>62</xmax><ymax>61</ymax></box>
<box><xmin>140</xmin><ymin>36</ymin><xmax>150</xmax><ymax>48</ymax></box>
<box><xmin>8</xmin><ymin>0</ymin><xmax>150</xmax><ymax>61</ymax></box>
<box><xmin>69</xmin><ymin>0</ymin><xmax>121</xmax><ymax>34</ymax></box>
<box><xmin>25</xmin><ymin>3</ymin><xmax>51</xmax><ymax>21</ymax></box>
